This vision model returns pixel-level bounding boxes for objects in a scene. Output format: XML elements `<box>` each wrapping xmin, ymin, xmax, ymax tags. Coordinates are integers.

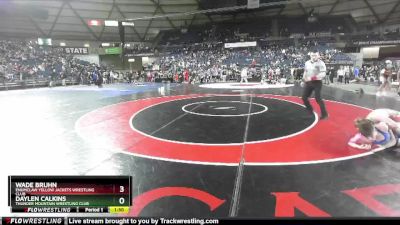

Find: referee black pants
<box><xmin>302</xmin><ymin>80</ymin><xmax>328</xmax><ymax>116</ymax></box>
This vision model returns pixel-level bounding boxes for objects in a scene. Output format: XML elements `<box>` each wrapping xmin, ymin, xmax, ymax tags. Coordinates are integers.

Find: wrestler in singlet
<box><xmin>372</xmin><ymin>127</ymin><xmax>391</xmax><ymax>145</ymax></box>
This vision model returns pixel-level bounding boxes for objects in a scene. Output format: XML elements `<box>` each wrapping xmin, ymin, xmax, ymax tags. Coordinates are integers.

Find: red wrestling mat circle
<box><xmin>75</xmin><ymin>94</ymin><xmax>375</xmax><ymax>166</ymax></box>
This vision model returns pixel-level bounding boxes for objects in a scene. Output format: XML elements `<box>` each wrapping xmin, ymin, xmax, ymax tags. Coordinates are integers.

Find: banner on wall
<box><xmin>74</xmin><ymin>55</ymin><xmax>100</xmax><ymax>66</ymax></box>
<box><xmin>247</xmin><ymin>0</ymin><xmax>260</xmax><ymax>9</ymax></box>
<box><xmin>290</xmin><ymin>33</ymin><xmax>305</xmax><ymax>38</ymax></box>
<box><xmin>361</xmin><ymin>46</ymin><xmax>380</xmax><ymax>59</ymax></box>
<box><xmin>105</xmin><ymin>47</ymin><xmax>122</xmax><ymax>55</ymax></box>
<box><xmin>354</xmin><ymin>40</ymin><xmax>400</xmax><ymax>46</ymax></box>
<box><xmin>63</xmin><ymin>47</ymin><xmax>89</xmax><ymax>55</ymax></box>
<box><xmin>224</xmin><ymin>41</ymin><xmax>257</xmax><ymax>48</ymax></box>
<box><xmin>307</xmin><ymin>32</ymin><xmax>331</xmax><ymax>38</ymax></box>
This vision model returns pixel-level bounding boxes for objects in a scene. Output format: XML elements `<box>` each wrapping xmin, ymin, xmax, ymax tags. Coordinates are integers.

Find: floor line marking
<box><xmin>229</xmin><ymin>95</ymin><xmax>253</xmax><ymax>217</ymax></box>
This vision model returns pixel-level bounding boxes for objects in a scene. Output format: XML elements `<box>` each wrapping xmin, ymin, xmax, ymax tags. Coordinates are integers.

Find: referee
<box><xmin>302</xmin><ymin>51</ymin><xmax>329</xmax><ymax>120</ymax></box>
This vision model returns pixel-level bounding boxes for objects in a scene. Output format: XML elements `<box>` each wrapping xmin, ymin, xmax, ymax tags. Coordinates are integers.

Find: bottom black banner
<box><xmin>2</xmin><ymin>217</ymin><xmax>400</xmax><ymax>225</ymax></box>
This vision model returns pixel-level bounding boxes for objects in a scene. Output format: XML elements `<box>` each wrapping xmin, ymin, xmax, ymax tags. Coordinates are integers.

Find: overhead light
<box><xmin>150</xmin><ymin>29</ymin><xmax>159</xmax><ymax>34</ymax></box>
<box><xmin>84</xmin><ymin>43</ymin><xmax>90</xmax><ymax>47</ymax></box>
<box><xmin>307</xmin><ymin>8</ymin><xmax>318</xmax><ymax>23</ymax></box>
<box><xmin>102</xmin><ymin>43</ymin><xmax>110</xmax><ymax>47</ymax></box>
<box><xmin>88</xmin><ymin>19</ymin><xmax>101</xmax><ymax>26</ymax></box>
<box><xmin>104</xmin><ymin>20</ymin><xmax>119</xmax><ymax>27</ymax></box>
<box><xmin>38</xmin><ymin>38</ymin><xmax>52</xmax><ymax>46</ymax></box>
<box><xmin>128</xmin><ymin>58</ymin><xmax>135</xmax><ymax>62</ymax></box>
<box><xmin>122</xmin><ymin>21</ymin><xmax>134</xmax><ymax>26</ymax></box>
<box><xmin>60</xmin><ymin>42</ymin><xmax>66</xmax><ymax>46</ymax></box>
<box><xmin>307</xmin><ymin>15</ymin><xmax>318</xmax><ymax>23</ymax></box>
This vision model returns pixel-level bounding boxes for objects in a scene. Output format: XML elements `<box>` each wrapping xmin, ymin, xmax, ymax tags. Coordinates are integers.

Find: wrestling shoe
<box><xmin>320</xmin><ymin>114</ymin><xmax>329</xmax><ymax>120</ymax></box>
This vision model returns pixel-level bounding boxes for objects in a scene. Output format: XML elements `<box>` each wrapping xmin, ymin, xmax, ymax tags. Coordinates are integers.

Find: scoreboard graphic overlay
<box><xmin>8</xmin><ymin>176</ymin><xmax>131</xmax><ymax>213</ymax></box>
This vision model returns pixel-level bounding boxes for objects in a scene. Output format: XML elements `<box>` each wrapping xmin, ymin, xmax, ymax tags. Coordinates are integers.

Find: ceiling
<box><xmin>0</xmin><ymin>0</ymin><xmax>400</xmax><ymax>42</ymax></box>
